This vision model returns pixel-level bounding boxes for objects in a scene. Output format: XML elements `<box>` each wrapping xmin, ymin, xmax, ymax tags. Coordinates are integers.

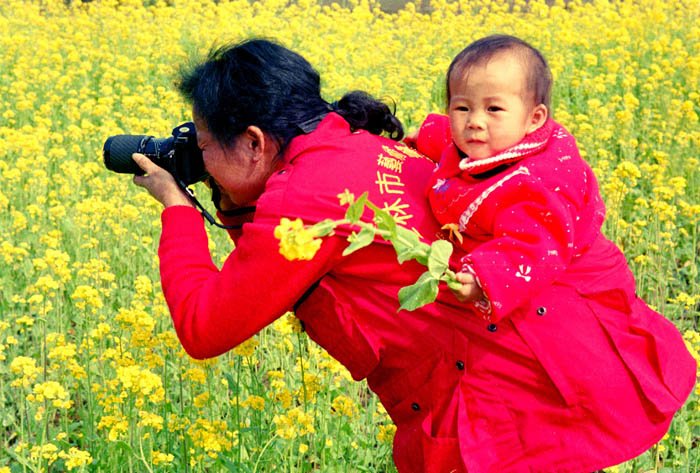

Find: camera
<box><xmin>102</xmin><ymin>122</ymin><xmax>250</xmax><ymax>230</ymax></box>
<box><xmin>102</xmin><ymin>122</ymin><xmax>208</xmax><ymax>187</ymax></box>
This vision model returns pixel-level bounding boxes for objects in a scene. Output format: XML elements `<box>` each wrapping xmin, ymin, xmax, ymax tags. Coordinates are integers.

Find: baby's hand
<box><xmin>403</xmin><ymin>129</ymin><xmax>419</xmax><ymax>148</ymax></box>
<box><xmin>451</xmin><ymin>271</ymin><xmax>484</xmax><ymax>303</ymax></box>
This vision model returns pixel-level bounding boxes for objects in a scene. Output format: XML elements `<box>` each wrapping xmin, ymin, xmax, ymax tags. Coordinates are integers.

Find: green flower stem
<box><xmin>235</xmin><ymin>357</ymin><xmax>242</xmax><ymax>466</ymax></box>
<box><xmin>296</xmin><ymin>332</ymin><xmax>308</xmax><ymax>412</ymax></box>
<box><xmin>178</xmin><ymin>360</ymin><xmax>189</xmax><ymax>473</ymax></box>
<box><xmin>312</xmin><ymin>218</ymin><xmax>430</xmax><ymax>261</ymax></box>
<box><xmin>307</xmin><ymin>194</ymin><xmax>462</xmax><ymax>312</ymax></box>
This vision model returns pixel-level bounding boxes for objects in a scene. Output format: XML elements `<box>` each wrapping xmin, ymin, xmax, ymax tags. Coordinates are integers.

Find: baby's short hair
<box><xmin>446</xmin><ymin>34</ymin><xmax>552</xmax><ymax>112</ymax></box>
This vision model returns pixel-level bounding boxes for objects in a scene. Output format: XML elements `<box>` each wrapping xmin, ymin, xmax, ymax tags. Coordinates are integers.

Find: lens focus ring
<box><xmin>103</xmin><ymin>134</ymin><xmax>152</xmax><ymax>174</ymax></box>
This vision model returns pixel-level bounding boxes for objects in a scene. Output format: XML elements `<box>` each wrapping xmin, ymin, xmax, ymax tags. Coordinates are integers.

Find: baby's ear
<box><xmin>528</xmin><ymin>104</ymin><xmax>548</xmax><ymax>133</ymax></box>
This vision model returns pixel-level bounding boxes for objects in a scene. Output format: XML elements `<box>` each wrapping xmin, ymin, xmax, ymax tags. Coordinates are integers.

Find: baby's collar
<box><xmin>457</xmin><ymin>119</ymin><xmax>554</xmax><ymax>175</ymax></box>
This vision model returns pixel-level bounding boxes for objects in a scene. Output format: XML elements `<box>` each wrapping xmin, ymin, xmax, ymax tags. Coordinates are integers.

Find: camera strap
<box><xmin>296</xmin><ymin>112</ymin><xmax>329</xmax><ymax>134</ymax></box>
<box><xmin>179</xmin><ymin>182</ymin><xmax>250</xmax><ymax>230</ymax></box>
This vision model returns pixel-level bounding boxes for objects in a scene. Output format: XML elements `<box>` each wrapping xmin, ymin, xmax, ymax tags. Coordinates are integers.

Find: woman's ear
<box><xmin>527</xmin><ymin>104</ymin><xmax>548</xmax><ymax>133</ymax></box>
<box><xmin>243</xmin><ymin>126</ymin><xmax>265</xmax><ymax>159</ymax></box>
<box><xmin>242</xmin><ymin>125</ymin><xmax>280</xmax><ymax>167</ymax></box>
<box><xmin>243</xmin><ymin>125</ymin><xmax>281</xmax><ymax>163</ymax></box>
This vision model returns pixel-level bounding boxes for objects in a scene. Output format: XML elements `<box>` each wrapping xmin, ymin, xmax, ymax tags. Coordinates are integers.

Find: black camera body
<box><xmin>103</xmin><ymin>122</ymin><xmax>208</xmax><ymax>187</ymax></box>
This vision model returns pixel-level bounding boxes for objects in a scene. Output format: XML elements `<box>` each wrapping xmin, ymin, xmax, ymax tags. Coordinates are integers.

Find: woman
<box><xmin>133</xmin><ymin>39</ymin><xmax>695</xmax><ymax>473</ymax></box>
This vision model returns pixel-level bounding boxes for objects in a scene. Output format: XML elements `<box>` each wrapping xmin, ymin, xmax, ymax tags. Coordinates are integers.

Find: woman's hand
<box><xmin>451</xmin><ymin>270</ymin><xmax>484</xmax><ymax>303</ymax></box>
<box><xmin>132</xmin><ymin>153</ymin><xmax>195</xmax><ymax>208</ymax></box>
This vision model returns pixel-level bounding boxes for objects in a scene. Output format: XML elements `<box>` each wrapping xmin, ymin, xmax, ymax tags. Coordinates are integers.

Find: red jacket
<box><xmin>159</xmin><ymin>113</ymin><xmax>696</xmax><ymax>473</ymax></box>
<box><xmin>426</xmin><ymin>118</ymin><xmax>608</xmax><ymax>321</ymax></box>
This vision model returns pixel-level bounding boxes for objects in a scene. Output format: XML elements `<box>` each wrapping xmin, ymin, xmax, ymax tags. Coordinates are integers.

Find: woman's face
<box><xmin>193</xmin><ymin>111</ymin><xmax>278</xmax><ymax>206</ymax></box>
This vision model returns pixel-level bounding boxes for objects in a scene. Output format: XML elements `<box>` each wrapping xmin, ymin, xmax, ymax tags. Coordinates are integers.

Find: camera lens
<box><xmin>103</xmin><ymin>134</ymin><xmax>153</xmax><ymax>175</ymax></box>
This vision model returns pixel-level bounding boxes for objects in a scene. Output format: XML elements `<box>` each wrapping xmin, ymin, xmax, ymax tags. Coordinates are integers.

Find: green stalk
<box><xmin>137</xmin><ymin>427</ymin><xmax>155</xmax><ymax>473</ymax></box>
<box><xmin>235</xmin><ymin>358</ymin><xmax>242</xmax><ymax>466</ymax></box>
<box><xmin>296</xmin><ymin>332</ymin><xmax>308</xmax><ymax>413</ymax></box>
<box><xmin>252</xmin><ymin>433</ymin><xmax>278</xmax><ymax>473</ymax></box>
<box><xmin>83</xmin><ymin>316</ymin><xmax>94</xmax><ymax>450</ymax></box>
<box><xmin>161</xmin><ymin>351</ymin><xmax>170</xmax><ymax>457</ymax></box>
<box><xmin>178</xmin><ymin>360</ymin><xmax>189</xmax><ymax>473</ymax></box>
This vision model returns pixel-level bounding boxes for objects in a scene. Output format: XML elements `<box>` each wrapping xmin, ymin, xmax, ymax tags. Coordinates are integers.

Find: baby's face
<box><xmin>448</xmin><ymin>53</ymin><xmax>545</xmax><ymax>160</ymax></box>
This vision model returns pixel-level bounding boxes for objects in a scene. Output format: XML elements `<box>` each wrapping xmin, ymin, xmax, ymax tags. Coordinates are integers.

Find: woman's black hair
<box><xmin>446</xmin><ymin>34</ymin><xmax>552</xmax><ymax>112</ymax></box>
<box><xmin>333</xmin><ymin>91</ymin><xmax>403</xmax><ymax>140</ymax></box>
<box><xmin>177</xmin><ymin>39</ymin><xmax>403</xmax><ymax>153</ymax></box>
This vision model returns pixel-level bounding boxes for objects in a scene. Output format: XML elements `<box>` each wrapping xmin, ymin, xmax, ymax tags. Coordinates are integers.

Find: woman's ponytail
<box><xmin>333</xmin><ymin>91</ymin><xmax>404</xmax><ymax>141</ymax></box>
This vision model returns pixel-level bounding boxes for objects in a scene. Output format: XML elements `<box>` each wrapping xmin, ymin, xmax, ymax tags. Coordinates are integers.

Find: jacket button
<box><xmin>487</xmin><ymin>323</ymin><xmax>498</xmax><ymax>332</ymax></box>
<box><xmin>411</xmin><ymin>402</ymin><xmax>420</xmax><ymax>411</ymax></box>
<box><xmin>536</xmin><ymin>307</ymin><xmax>547</xmax><ymax>316</ymax></box>
<box><xmin>456</xmin><ymin>360</ymin><xmax>465</xmax><ymax>370</ymax></box>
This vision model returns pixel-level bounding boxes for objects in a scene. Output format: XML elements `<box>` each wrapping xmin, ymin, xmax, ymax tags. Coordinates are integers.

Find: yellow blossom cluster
<box><xmin>273</xmin><ymin>407</ymin><xmax>316</xmax><ymax>439</ymax></box>
<box><xmin>27</xmin><ymin>380</ymin><xmax>72</xmax><ymax>409</ymax></box>
<box><xmin>274</xmin><ymin>217</ymin><xmax>323</xmax><ymax>261</ymax></box>
<box><xmin>330</xmin><ymin>395</ymin><xmax>358</xmax><ymax>418</ymax></box>
<box><xmin>58</xmin><ymin>447</ymin><xmax>93</xmax><ymax>470</ymax></box>
<box><xmin>187</xmin><ymin>418</ymin><xmax>237</xmax><ymax>458</ymax></box>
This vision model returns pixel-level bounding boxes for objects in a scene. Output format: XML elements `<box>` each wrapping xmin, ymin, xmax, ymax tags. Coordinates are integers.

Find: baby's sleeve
<box><xmin>404</xmin><ymin>114</ymin><xmax>452</xmax><ymax>162</ymax></box>
<box><xmin>459</xmin><ymin>177</ymin><xmax>578</xmax><ymax>322</ymax></box>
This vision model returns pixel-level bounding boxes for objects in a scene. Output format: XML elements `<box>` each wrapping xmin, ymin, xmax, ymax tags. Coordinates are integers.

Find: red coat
<box><xmin>159</xmin><ymin>113</ymin><xmax>696</xmax><ymax>473</ymax></box>
<box><xmin>426</xmin><ymin>118</ymin><xmax>611</xmax><ymax>321</ymax></box>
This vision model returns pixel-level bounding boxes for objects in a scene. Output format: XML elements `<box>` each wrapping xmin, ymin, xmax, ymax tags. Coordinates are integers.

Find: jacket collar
<box><xmin>284</xmin><ymin>112</ymin><xmax>350</xmax><ymax>164</ymax></box>
<box><xmin>456</xmin><ymin>118</ymin><xmax>554</xmax><ymax>176</ymax></box>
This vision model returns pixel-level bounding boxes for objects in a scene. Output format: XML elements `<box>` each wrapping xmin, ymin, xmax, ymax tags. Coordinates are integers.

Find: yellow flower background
<box><xmin>0</xmin><ymin>0</ymin><xmax>698</xmax><ymax>471</ymax></box>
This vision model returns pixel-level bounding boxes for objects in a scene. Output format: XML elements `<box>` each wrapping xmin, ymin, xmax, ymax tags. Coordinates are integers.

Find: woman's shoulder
<box><xmin>258</xmin><ymin>118</ymin><xmax>442</xmax><ymax>237</ymax></box>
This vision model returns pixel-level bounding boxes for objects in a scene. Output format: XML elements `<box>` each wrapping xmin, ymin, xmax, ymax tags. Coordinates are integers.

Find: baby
<box><xmin>411</xmin><ymin>34</ymin><xmax>646</xmax><ymax>320</ymax></box>
<box><xmin>407</xmin><ymin>35</ymin><xmax>696</xmax><ymax>471</ymax></box>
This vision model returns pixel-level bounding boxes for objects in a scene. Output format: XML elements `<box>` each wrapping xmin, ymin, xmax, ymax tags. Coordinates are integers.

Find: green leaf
<box><xmin>393</xmin><ymin>226</ymin><xmax>430</xmax><ymax>264</ymax></box>
<box><xmin>372</xmin><ymin>208</ymin><xmax>397</xmax><ymax>237</ymax></box>
<box><xmin>311</xmin><ymin>218</ymin><xmax>337</xmax><ymax>237</ymax></box>
<box><xmin>217</xmin><ymin>454</ymin><xmax>253</xmax><ymax>473</ymax></box>
<box><xmin>342</xmin><ymin>226</ymin><xmax>375</xmax><ymax>256</ymax></box>
<box><xmin>398</xmin><ymin>272</ymin><xmax>439</xmax><ymax>312</ymax></box>
<box><xmin>345</xmin><ymin>192</ymin><xmax>368</xmax><ymax>223</ymax></box>
<box><xmin>427</xmin><ymin>239</ymin><xmax>453</xmax><ymax>278</ymax></box>
<box><xmin>392</xmin><ymin>225</ymin><xmax>420</xmax><ymax>251</ymax></box>
<box><xmin>223</xmin><ymin>372</ymin><xmax>240</xmax><ymax>395</ymax></box>
<box><xmin>113</xmin><ymin>440</ymin><xmax>134</xmax><ymax>455</ymax></box>
<box><xmin>396</xmin><ymin>245</ymin><xmax>431</xmax><ymax>265</ymax></box>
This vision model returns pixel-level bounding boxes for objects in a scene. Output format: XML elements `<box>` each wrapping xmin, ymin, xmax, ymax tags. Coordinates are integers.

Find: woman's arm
<box><xmin>159</xmin><ymin>206</ymin><xmax>347</xmax><ymax>359</ymax></box>
<box><xmin>131</xmin><ymin>151</ymin><xmax>343</xmax><ymax>358</ymax></box>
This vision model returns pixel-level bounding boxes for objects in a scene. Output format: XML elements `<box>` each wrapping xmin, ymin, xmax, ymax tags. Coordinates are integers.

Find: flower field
<box><xmin>0</xmin><ymin>0</ymin><xmax>698</xmax><ymax>471</ymax></box>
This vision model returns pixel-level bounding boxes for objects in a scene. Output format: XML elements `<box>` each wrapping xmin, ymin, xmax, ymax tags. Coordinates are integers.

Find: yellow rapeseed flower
<box><xmin>330</xmin><ymin>395</ymin><xmax>358</xmax><ymax>418</ymax></box>
<box><xmin>242</xmin><ymin>395</ymin><xmax>266</xmax><ymax>411</ymax></box>
<box><xmin>29</xmin><ymin>381</ymin><xmax>72</xmax><ymax>409</ymax></box>
<box><xmin>10</xmin><ymin>356</ymin><xmax>40</xmax><ymax>388</ymax></box>
<box><xmin>274</xmin><ymin>217</ymin><xmax>322</xmax><ymax>261</ymax></box>
<box><xmin>151</xmin><ymin>451</ymin><xmax>175</xmax><ymax>466</ymax></box>
<box><xmin>232</xmin><ymin>337</ymin><xmax>259</xmax><ymax>357</ymax></box>
<box><xmin>376</xmin><ymin>423</ymin><xmax>397</xmax><ymax>444</ymax></box>
<box><xmin>58</xmin><ymin>447</ymin><xmax>93</xmax><ymax>470</ymax></box>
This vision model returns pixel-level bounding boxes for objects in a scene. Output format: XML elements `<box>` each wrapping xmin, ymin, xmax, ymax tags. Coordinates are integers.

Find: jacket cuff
<box><xmin>413</xmin><ymin>113</ymin><xmax>452</xmax><ymax>162</ymax></box>
<box><xmin>460</xmin><ymin>257</ymin><xmax>493</xmax><ymax>321</ymax></box>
